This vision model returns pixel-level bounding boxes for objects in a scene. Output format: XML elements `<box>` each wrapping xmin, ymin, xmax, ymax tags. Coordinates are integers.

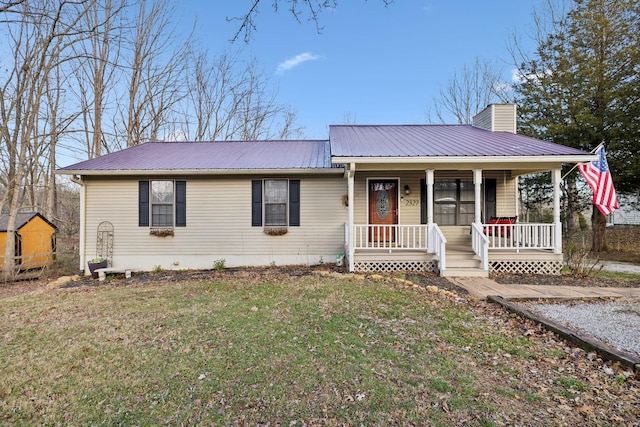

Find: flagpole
<box><xmin>561</xmin><ymin>141</ymin><xmax>605</xmax><ymax>180</ymax></box>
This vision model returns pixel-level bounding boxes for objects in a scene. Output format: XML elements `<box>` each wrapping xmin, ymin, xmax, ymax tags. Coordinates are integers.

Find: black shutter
<box><xmin>175</xmin><ymin>181</ymin><xmax>186</xmax><ymax>227</ymax></box>
<box><xmin>139</xmin><ymin>181</ymin><xmax>149</xmax><ymax>226</ymax></box>
<box><xmin>251</xmin><ymin>180</ymin><xmax>262</xmax><ymax>226</ymax></box>
<box><xmin>420</xmin><ymin>178</ymin><xmax>427</xmax><ymax>224</ymax></box>
<box><xmin>289</xmin><ymin>180</ymin><xmax>300</xmax><ymax>226</ymax></box>
<box><xmin>484</xmin><ymin>178</ymin><xmax>497</xmax><ymax>222</ymax></box>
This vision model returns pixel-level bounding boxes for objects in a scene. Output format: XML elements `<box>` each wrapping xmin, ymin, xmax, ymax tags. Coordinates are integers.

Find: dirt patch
<box><xmin>0</xmin><ymin>277</ymin><xmax>49</xmax><ymax>299</ymax></box>
<box><xmin>492</xmin><ymin>272</ymin><xmax>640</xmax><ymax>288</ymax></box>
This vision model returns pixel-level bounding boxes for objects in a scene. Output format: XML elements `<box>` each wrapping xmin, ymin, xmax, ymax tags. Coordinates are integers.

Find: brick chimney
<box><xmin>472</xmin><ymin>104</ymin><xmax>517</xmax><ymax>134</ymax></box>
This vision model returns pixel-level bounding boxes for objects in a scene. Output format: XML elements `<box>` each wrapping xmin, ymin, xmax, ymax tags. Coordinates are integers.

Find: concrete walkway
<box><xmin>448</xmin><ymin>276</ymin><xmax>640</xmax><ymax>300</ymax></box>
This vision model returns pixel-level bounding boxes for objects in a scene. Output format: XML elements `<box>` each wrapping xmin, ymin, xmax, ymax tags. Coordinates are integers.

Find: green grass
<box><xmin>593</xmin><ymin>269</ymin><xmax>640</xmax><ymax>282</ymax></box>
<box><xmin>0</xmin><ymin>272</ymin><xmax>635</xmax><ymax>425</ymax></box>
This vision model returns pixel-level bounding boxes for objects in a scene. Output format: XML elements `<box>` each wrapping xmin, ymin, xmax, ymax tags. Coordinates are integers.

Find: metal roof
<box><xmin>329</xmin><ymin>124</ymin><xmax>591</xmax><ymax>157</ymax></box>
<box><xmin>59</xmin><ymin>140</ymin><xmax>334</xmax><ymax>173</ymax></box>
<box><xmin>58</xmin><ymin>125</ymin><xmax>596</xmax><ymax>176</ymax></box>
<box><xmin>0</xmin><ymin>212</ymin><xmax>56</xmax><ymax>232</ymax></box>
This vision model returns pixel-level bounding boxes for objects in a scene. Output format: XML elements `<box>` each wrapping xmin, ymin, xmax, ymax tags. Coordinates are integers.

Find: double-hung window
<box><xmin>264</xmin><ymin>179</ymin><xmax>288</xmax><ymax>226</ymax></box>
<box><xmin>252</xmin><ymin>179</ymin><xmax>300</xmax><ymax>228</ymax></box>
<box><xmin>151</xmin><ymin>180</ymin><xmax>174</xmax><ymax>227</ymax></box>
<box><xmin>139</xmin><ymin>180</ymin><xmax>186</xmax><ymax>228</ymax></box>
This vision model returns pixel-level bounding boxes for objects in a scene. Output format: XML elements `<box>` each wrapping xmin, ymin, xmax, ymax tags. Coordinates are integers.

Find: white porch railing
<box><xmin>430</xmin><ymin>224</ymin><xmax>446</xmax><ymax>272</ymax></box>
<box><xmin>471</xmin><ymin>223</ymin><xmax>488</xmax><ymax>271</ymax></box>
<box><xmin>484</xmin><ymin>223</ymin><xmax>556</xmax><ymax>252</ymax></box>
<box><xmin>353</xmin><ymin>224</ymin><xmax>429</xmax><ymax>250</ymax></box>
<box><xmin>344</xmin><ymin>222</ymin><xmax>557</xmax><ymax>273</ymax></box>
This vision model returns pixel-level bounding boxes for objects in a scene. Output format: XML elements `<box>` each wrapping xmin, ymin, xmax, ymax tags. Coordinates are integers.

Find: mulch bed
<box><xmin>2</xmin><ymin>264</ymin><xmax>639</xmax><ymax>300</ymax></box>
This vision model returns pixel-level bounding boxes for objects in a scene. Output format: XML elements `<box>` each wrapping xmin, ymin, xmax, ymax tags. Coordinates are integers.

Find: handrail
<box><xmin>430</xmin><ymin>224</ymin><xmax>447</xmax><ymax>273</ymax></box>
<box><xmin>471</xmin><ymin>223</ymin><xmax>489</xmax><ymax>271</ymax></box>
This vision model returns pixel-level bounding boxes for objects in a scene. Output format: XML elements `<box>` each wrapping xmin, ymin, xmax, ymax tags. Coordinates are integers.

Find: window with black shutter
<box><xmin>251</xmin><ymin>179</ymin><xmax>300</xmax><ymax>228</ymax></box>
<box><xmin>139</xmin><ymin>180</ymin><xmax>186</xmax><ymax>228</ymax></box>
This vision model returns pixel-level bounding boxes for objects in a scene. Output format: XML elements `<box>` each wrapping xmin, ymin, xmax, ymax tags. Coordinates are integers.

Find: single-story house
<box><xmin>607</xmin><ymin>194</ymin><xmax>640</xmax><ymax>226</ymax></box>
<box><xmin>0</xmin><ymin>212</ymin><xmax>57</xmax><ymax>270</ymax></box>
<box><xmin>58</xmin><ymin>104</ymin><xmax>596</xmax><ymax>277</ymax></box>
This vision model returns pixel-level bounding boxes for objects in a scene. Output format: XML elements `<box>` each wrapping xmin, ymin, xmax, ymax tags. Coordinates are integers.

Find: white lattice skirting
<box><xmin>354</xmin><ymin>260</ymin><xmax>437</xmax><ymax>273</ymax></box>
<box><xmin>490</xmin><ymin>260</ymin><xmax>563</xmax><ymax>275</ymax></box>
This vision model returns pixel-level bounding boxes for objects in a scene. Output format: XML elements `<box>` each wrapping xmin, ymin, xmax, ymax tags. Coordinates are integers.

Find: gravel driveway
<box><xmin>523</xmin><ymin>298</ymin><xmax>640</xmax><ymax>359</ymax></box>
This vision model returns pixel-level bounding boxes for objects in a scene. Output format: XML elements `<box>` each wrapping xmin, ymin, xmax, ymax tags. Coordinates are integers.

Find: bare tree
<box><xmin>117</xmin><ymin>0</ymin><xmax>191</xmax><ymax>147</ymax></box>
<box><xmin>181</xmin><ymin>52</ymin><xmax>303</xmax><ymax>141</ymax></box>
<box><xmin>229</xmin><ymin>0</ymin><xmax>394</xmax><ymax>43</ymax></box>
<box><xmin>0</xmin><ymin>0</ymin><xmax>93</xmax><ymax>280</ymax></box>
<box><xmin>72</xmin><ymin>0</ymin><xmax>126</xmax><ymax>158</ymax></box>
<box><xmin>429</xmin><ymin>57</ymin><xmax>507</xmax><ymax>124</ymax></box>
<box><xmin>0</xmin><ymin>0</ymin><xmax>26</xmax><ymax>14</ymax></box>
<box><xmin>185</xmin><ymin>51</ymin><xmax>245</xmax><ymax>141</ymax></box>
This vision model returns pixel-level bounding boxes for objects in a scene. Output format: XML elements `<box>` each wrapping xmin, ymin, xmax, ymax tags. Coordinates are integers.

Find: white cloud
<box><xmin>277</xmin><ymin>52</ymin><xmax>321</xmax><ymax>74</ymax></box>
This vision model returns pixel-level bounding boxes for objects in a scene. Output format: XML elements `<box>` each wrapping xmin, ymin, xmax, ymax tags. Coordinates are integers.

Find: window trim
<box><xmin>264</xmin><ymin>179</ymin><xmax>289</xmax><ymax>227</ymax></box>
<box><xmin>139</xmin><ymin>180</ymin><xmax>186</xmax><ymax>228</ymax></box>
<box><xmin>151</xmin><ymin>180</ymin><xmax>175</xmax><ymax>228</ymax></box>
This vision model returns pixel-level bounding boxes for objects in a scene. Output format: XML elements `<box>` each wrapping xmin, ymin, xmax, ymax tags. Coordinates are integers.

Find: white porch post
<box><xmin>426</xmin><ymin>169</ymin><xmax>434</xmax><ymax>225</ymax></box>
<box><xmin>426</xmin><ymin>169</ymin><xmax>434</xmax><ymax>251</ymax></box>
<box><xmin>348</xmin><ymin>163</ymin><xmax>356</xmax><ymax>272</ymax></box>
<box><xmin>473</xmin><ymin>169</ymin><xmax>483</xmax><ymax>224</ymax></box>
<box><xmin>515</xmin><ymin>175</ymin><xmax>520</xmax><ymax>220</ymax></box>
<box><xmin>552</xmin><ymin>168</ymin><xmax>562</xmax><ymax>254</ymax></box>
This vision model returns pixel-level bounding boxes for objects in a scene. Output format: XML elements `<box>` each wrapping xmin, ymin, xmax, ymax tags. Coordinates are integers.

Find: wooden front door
<box><xmin>368</xmin><ymin>179</ymin><xmax>398</xmax><ymax>243</ymax></box>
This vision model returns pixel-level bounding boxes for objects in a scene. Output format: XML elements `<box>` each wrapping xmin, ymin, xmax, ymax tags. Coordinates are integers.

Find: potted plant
<box><xmin>87</xmin><ymin>258</ymin><xmax>107</xmax><ymax>278</ymax></box>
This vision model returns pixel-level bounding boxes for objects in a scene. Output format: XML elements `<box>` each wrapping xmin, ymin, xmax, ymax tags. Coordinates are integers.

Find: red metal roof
<box><xmin>59</xmin><ymin>140</ymin><xmax>333</xmax><ymax>172</ymax></box>
<box><xmin>329</xmin><ymin>124</ymin><xmax>591</xmax><ymax>157</ymax></box>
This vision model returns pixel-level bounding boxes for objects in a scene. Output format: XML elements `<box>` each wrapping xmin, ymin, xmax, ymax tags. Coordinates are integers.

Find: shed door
<box><xmin>368</xmin><ymin>180</ymin><xmax>398</xmax><ymax>243</ymax></box>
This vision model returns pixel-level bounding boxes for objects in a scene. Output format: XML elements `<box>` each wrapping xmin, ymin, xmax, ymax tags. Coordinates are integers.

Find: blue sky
<box><xmin>190</xmin><ymin>1</ymin><xmax>539</xmax><ymax>139</ymax></box>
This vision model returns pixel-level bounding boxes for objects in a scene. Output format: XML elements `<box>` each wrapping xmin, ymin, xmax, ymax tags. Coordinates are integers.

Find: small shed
<box><xmin>0</xmin><ymin>212</ymin><xmax>57</xmax><ymax>270</ymax></box>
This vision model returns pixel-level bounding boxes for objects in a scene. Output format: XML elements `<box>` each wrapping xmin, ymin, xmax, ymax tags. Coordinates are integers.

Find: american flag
<box><xmin>577</xmin><ymin>145</ymin><xmax>619</xmax><ymax>215</ymax></box>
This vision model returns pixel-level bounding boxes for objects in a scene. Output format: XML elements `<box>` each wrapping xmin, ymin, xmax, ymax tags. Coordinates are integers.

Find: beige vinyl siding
<box><xmin>353</xmin><ymin>171</ymin><xmax>426</xmax><ymax>225</ymax></box>
<box><xmin>83</xmin><ymin>175</ymin><xmax>346</xmax><ymax>271</ymax></box>
<box><xmin>472</xmin><ymin>107</ymin><xmax>492</xmax><ymax>131</ymax></box>
<box><xmin>491</xmin><ymin>104</ymin><xmax>517</xmax><ymax>133</ymax></box>
<box><xmin>472</xmin><ymin>104</ymin><xmax>516</xmax><ymax>133</ymax></box>
<box><xmin>352</xmin><ymin>170</ymin><xmax>517</xmax><ymax>225</ymax></box>
<box><xmin>485</xmin><ymin>170</ymin><xmax>518</xmax><ymax>217</ymax></box>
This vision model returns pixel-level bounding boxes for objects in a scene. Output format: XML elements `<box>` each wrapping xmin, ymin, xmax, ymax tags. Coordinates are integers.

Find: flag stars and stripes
<box><xmin>577</xmin><ymin>146</ymin><xmax>619</xmax><ymax>216</ymax></box>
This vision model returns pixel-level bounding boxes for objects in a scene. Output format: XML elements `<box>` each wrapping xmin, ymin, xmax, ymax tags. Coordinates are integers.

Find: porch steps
<box><xmin>440</xmin><ymin>226</ymin><xmax>488</xmax><ymax>278</ymax></box>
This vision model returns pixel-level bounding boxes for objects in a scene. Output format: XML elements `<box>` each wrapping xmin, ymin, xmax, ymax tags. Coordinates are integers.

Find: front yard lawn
<box><xmin>0</xmin><ymin>269</ymin><xmax>638</xmax><ymax>426</ymax></box>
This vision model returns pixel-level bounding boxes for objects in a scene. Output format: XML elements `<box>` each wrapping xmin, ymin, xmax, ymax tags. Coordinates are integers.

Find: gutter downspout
<box><xmin>70</xmin><ymin>175</ymin><xmax>86</xmax><ymax>274</ymax></box>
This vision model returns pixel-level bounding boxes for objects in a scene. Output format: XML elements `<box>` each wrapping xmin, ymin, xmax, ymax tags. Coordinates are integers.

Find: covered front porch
<box><xmin>342</xmin><ymin>168</ymin><xmax>565</xmax><ymax>277</ymax></box>
<box><xmin>330</xmin><ymin>105</ymin><xmax>597</xmax><ymax>277</ymax></box>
